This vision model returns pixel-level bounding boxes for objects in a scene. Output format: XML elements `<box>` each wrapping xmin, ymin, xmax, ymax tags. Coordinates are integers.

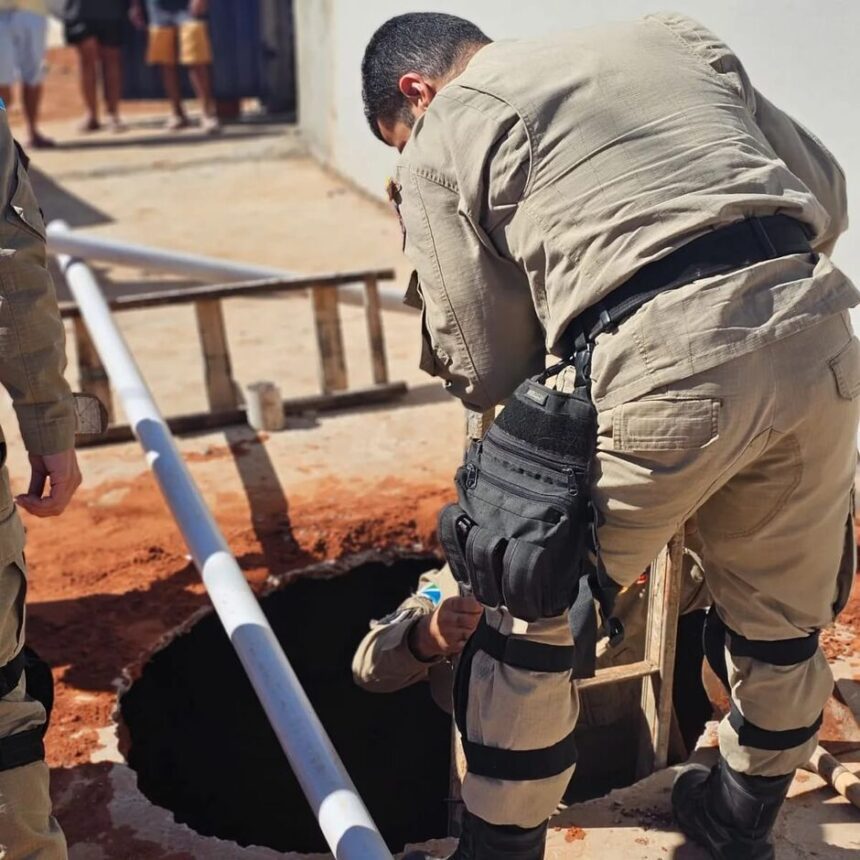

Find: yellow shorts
<box><xmin>146</xmin><ymin>20</ymin><xmax>212</xmax><ymax>66</ymax></box>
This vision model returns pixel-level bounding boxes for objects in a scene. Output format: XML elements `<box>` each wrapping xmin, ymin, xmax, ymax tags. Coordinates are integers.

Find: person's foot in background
<box><xmin>165</xmin><ymin>113</ymin><xmax>190</xmax><ymax>131</ymax></box>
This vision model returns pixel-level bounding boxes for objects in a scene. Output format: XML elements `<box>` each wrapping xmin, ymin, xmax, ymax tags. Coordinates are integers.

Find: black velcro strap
<box><xmin>461</xmin><ymin>728</ymin><xmax>578</xmax><ymax>781</ymax></box>
<box><xmin>0</xmin><ymin>727</ymin><xmax>45</xmax><ymax>772</ymax></box>
<box><xmin>728</xmin><ymin>703</ymin><xmax>822</xmax><ymax>751</ymax></box>
<box><xmin>473</xmin><ymin>617</ymin><xmax>577</xmax><ymax>673</ymax></box>
<box><xmin>566</xmin><ymin>572</ymin><xmax>599</xmax><ymax>679</ymax></box>
<box><xmin>0</xmin><ymin>650</ymin><xmax>26</xmax><ymax>699</ymax></box>
<box><xmin>726</xmin><ymin>626</ymin><xmax>820</xmax><ymax>666</ymax></box>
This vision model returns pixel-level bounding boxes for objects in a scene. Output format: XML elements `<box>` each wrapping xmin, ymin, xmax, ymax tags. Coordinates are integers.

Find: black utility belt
<box><xmin>567</xmin><ymin>214</ymin><xmax>813</xmax><ymax>349</ymax></box>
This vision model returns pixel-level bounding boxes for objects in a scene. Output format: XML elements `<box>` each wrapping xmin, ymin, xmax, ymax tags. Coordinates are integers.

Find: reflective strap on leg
<box><xmin>472</xmin><ymin>617</ymin><xmax>576</xmax><ymax>673</ymax></box>
<box><xmin>454</xmin><ymin>624</ymin><xmax>578</xmax><ymax>782</ymax></box>
<box><xmin>0</xmin><ymin>650</ymin><xmax>25</xmax><ymax>698</ymax></box>
<box><xmin>461</xmin><ymin>728</ymin><xmax>578</xmax><ymax>781</ymax></box>
<box><xmin>728</xmin><ymin>703</ymin><xmax>822</xmax><ymax>751</ymax></box>
<box><xmin>726</xmin><ymin>626</ymin><xmax>820</xmax><ymax>666</ymax></box>
<box><xmin>704</xmin><ymin>607</ymin><xmax>821</xmax><ymax>682</ymax></box>
<box><xmin>0</xmin><ymin>727</ymin><xmax>45</xmax><ymax>772</ymax></box>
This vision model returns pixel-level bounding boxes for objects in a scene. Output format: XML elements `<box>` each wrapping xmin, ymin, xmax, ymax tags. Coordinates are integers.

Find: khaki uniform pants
<box><xmin>460</xmin><ymin>312</ymin><xmax>859</xmax><ymax>828</ymax></box>
<box><xmin>0</xmin><ymin>466</ymin><xmax>66</xmax><ymax>860</ymax></box>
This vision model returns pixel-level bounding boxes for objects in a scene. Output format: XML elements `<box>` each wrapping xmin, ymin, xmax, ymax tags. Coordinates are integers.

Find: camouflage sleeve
<box><xmin>351</xmin><ymin>567</ymin><xmax>451</xmax><ymax>694</ymax></box>
<box><xmin>0</xmin><ymin>121</ymin><xmax>75</xmax><ymax>455</ymax></box>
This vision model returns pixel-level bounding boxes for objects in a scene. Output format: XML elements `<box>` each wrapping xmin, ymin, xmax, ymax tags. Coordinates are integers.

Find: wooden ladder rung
<box><xmin>577</xmin><ymin>659</ymin><xmax>658</xmax><ymax>690</ymax></box>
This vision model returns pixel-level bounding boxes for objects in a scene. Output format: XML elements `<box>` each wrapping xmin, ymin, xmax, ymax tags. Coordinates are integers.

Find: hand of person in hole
<box><xmin>15</xmin><ymin>449</ymin><xmax>82</xmax><ymax>518</ymax></box>
<box><xmin>409</xmin><ymin>596</ymin><xmax>483</xmax><ymax>660</ymax></box>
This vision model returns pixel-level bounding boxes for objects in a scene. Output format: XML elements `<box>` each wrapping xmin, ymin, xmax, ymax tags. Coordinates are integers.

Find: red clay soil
<box><xmin>17</xmin><ymin>437</ymin><xmax>860</xmax><ymax>854</ymax></box>
<box><xmin>23</xmin><ymin>448</ymin><xmax>452</xmax><ymax>769</ymax></box>
<box><xmin>25</xmin><ymin>452</ymin><xmax>860</xmax><ymax>769</ymax></box>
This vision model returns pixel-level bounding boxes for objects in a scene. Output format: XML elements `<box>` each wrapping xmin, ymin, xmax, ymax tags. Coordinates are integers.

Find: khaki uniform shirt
<box><xmin>0</xmin><ymin>109</ymin><xmax>76</xmax><ymax>561</ymax></box>
<box><xmin>395</xmin><ymin>13</ymin><xmax>857</xmax><ymax>413</ymax></box>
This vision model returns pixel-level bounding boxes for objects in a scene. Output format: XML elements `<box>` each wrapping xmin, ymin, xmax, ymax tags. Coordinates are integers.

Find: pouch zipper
<box><xmin>481</xmin><ymin>431</ymin><xmax>585</xmax><ymax>494</ymax></box>
<box><xmin>465</xmin><ymin>462</ymin><xmax>571</xmax><ymax>517</ymax></box>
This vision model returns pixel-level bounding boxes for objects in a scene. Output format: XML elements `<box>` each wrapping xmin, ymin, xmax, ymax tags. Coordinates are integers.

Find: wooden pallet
<box><xmin>60</xmin><ymin>269</ymin><xmax>407</xmax><ymax>445</ymax></box>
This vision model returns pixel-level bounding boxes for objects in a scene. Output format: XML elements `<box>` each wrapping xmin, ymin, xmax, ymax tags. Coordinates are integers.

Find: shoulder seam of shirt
<box><xmin>443</xmin><ymin>84</ymin><xmax>536</xmax><ymax>198</ymax></box>
<box><xmin>646</xmin><ymin>14</ymin><xmax>735</xmax><ymax>93</ymax></box>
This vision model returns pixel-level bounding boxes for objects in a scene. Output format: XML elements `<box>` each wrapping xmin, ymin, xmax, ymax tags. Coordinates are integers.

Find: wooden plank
<box><xmin>363</xmin><ymin>276</ymin><xmax>389</xmax><ymax>385</ymax></box>
<box><xmin>58</xmin><ymin>268</ymin><xmax>397</xmax><ymax>318</ymax></box>
<box><xmin>577</xmin><ymin>660</ymin><xmax>657</xmax><ymax>690</ymax></box>
<box><xmin>75</xmin><ymin>382</ymin><xmax>409</xmax><ymax>447</ymax></box>
<box><xmin>311</xmin><ymin>286</ymin><xmax>348</xmax><ymax>394</ymax></box>
<box><xmin>636</xmin><ymin>529</ymin><xmax>685</xmax><ymax>778</ymax></box>
<box><xmin>73</xmin><ymin>317</ymin><xmax>114</xmax><ymax>423</ymax></box>
<box><xmin>194</xmin><ymin>299</ymin><xmax>238</xmax><ymax>412</ymax></box>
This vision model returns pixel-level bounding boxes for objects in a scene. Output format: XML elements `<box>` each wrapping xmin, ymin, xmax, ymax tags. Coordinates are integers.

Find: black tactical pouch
<box><xmin>438</xmin><ymin>373</ymin><xmax>620</xmax><ymax>677</ymax></box>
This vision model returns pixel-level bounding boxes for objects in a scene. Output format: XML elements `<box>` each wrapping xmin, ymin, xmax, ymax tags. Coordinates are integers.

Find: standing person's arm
<box><xmin>750</xmin><ymin>92</ymin><xmax>847</xmax><ymax>256</ymax></box>
<box><xmin>129</xmin><ymin>0</ymin><xmax>145</xmax><ymax>29</ymax></box>
<box><xmin>0</xmin><ymin>140</ymin><xmax>80</xmax><ymax>516</ymax></box>
<box><xmin>396</xmin><ymin>90</ymin><xmax>545</xmax><ymax>412</ymax></box>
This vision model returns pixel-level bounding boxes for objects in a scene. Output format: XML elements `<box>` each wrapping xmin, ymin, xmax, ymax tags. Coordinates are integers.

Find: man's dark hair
<box><xmin>361</xmin><ymin>13</ymin><xmax>491</xmax><ymax>141</ymax></box>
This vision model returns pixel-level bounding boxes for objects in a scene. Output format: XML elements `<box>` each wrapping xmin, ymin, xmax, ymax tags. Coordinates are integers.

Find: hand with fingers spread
<box><xmin>15</xmin><ymin>449</ymin><xmax>82</xmax><ymax>518</ymax></box>
<box><xmin>409</xmin><ymin>594</ymin><xmax>483</xmax><ymax>660</ymax></box>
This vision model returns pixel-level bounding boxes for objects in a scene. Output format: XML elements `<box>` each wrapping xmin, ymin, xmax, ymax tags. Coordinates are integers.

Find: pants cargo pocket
<box><xmin>613</xmin><ymin>397</ymin><xmax>720</xmax><ymax>451</ymax></box>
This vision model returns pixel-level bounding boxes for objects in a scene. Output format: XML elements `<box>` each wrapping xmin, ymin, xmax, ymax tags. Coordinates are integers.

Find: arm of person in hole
<box><xmin>395</xmin><ymin>89</ymin><xmax>545</xmax><ymax>413</ymax></box>
<box><xmin>351</xmin><ymin>564</ymin><xmax>475</xmax><ymax>714</ymax></box>
<box><xmin>0</xmin><ymin>132</ymin><xmax>82</xmax><ymax>518</ymax></box>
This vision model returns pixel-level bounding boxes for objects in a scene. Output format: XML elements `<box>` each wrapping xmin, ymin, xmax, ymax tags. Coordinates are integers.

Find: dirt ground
<box><xmin>1</xmin><ymin>48</ymin><xmax>858</xmax><ymax>860</ymax></box>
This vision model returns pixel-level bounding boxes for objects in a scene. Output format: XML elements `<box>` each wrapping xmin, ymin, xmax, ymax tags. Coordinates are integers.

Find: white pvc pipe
<box><xmin>51</xmin><ymin>221</ymin><xmax>393</xmax><ymax>860</ymax></box>
<box><xmin>46</xmin><ymin>222</ymin><xmax>411</xmax><ymax>312</ymax></box>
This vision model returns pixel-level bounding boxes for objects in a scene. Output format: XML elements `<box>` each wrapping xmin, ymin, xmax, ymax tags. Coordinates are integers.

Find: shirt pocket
<box><xmin>613</xmin><ymin>397</ymin><xmax>720</xmax><ymax>451</ymax></box>
<box><xmin>5</xmin><ymin>154</ymin><xmax>46</xmax><ymax>242</ymax></box>
<box><xmin>829</xmin><ymin>337</ymin><xmax>860</xmax><ymax>400</ymax></box>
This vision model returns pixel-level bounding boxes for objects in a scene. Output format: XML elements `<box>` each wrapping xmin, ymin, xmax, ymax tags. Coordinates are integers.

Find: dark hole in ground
<box><xmin>121</xmin><ymin>555</ymin><xmax>712</xmax><ymax>851</ymax></box>
<box><xmin>120</xmin><ymin>555</ymin><xmax>451</xmax><ymax>855</ymax></box>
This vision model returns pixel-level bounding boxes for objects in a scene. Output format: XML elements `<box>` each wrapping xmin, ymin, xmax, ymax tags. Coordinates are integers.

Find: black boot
<box><xmin>672</xmin><ymin>757</ymin><xmax>793</xmax><ymax>859</ymax></box>
<box><xmin>402</xmin><ymin>810</ymin><xmax>547</xmax><ymax>859</ymax></box>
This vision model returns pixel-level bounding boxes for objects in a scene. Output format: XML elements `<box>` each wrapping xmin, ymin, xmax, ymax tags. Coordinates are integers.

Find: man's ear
<box><xmin>397</xmin><ymin>72</ymin><xmax>436</xmax><ymax>112</ymax></box>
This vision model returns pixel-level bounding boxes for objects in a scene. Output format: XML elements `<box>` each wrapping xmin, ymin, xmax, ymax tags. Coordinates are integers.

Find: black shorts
<box><xmin>64</xmin><ymin>18</ymin><xmax>125</xmax><ymax>48</ymax></box>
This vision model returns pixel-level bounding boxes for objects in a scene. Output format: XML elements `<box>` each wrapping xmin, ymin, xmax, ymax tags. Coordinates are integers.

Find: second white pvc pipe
<box><xmin>46</xmin><ymin>223</ymin><xmax>411</xmax><ymax>312</ymax></box>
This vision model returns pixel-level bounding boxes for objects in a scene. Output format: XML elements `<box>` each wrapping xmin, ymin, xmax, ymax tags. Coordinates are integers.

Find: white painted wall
<box><xmin>296</xmin><ymin>0</ymin><xmax>860</xmax><ymax>292</ymax></box>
